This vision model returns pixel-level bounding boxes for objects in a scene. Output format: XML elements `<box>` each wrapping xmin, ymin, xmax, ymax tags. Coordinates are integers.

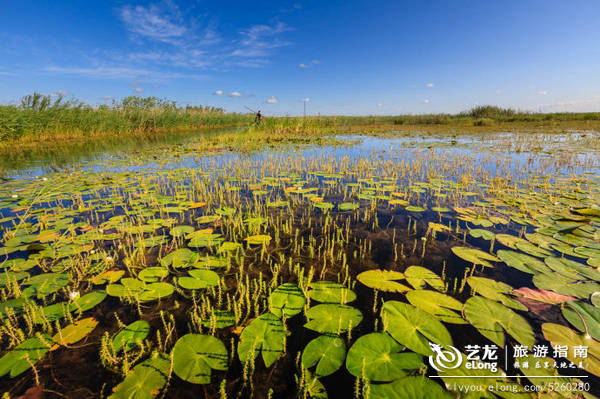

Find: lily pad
<box><xmin>451</xmin><ymin>247</ymin><xmax>499</xmax><ymax>267</ymax></box>
<box><xmin>301</xmin><ymin>335</ymin><xmax>346</xmax><ymax>377</ymax></box>
<box><xmin>304</xmin><ymin>304</ymin><xmax>362</xmax><ymax>334</ymax></box>
<box><xmin>237</xmin><ymin>312</ymin><xmax>285</xmax><ymax>367</ymax></box>
<box><xmin>542</xmin><ymin>323</ymin><xmax>600</xmax><ymax>377</ymax></box>
<box><xmin>112</xmin><ymin>320</ymin><xmax>150</xmax><ymax>353</ymax></box>
<box><xmin>308</xmin><ymin>281</ymin><xmax>356</xmax><ymax>304</ymax></box>
<box><xmin>562</xmin><ymin>301</ymin><xmax>600</xmax><ymax>341</ymax></box>
<box><xmin>269</xmin><ymin>283</ymin><xmax>305</xmax><ymax>318</ymax></box>
<box><xmin>0</xmin><ymin>334</ymin><xmax>51</xmax><ymax>378</ymax></box>
<box><xmin>463</xmin><ymin>296</ymin><xmax>534</xmax><ymax>347</ymax></box>
<box><xmin>346</xmin><ymin>332</ymin><xmax>423</xmax><ymax>381</ymax></box>
<box><xmin>405</xmin><ymin>290</ymin><xmax>465</xmax><ymax>324</ymax></box>
<box><xmin>467</xmin><ymin>276</ymin><xmax>526</xmax><ymax>311</ymax></box>
<box><xmin>356</xmin><ymin>270</ymin><xmax>410</xmax><ymax>292</ymax></box>
<box><xmin>381</xmin><ymin>301</ymin><xmax>452</xmax><ymax>356</ymax></box>
<box><xmin>404</xmin><ymin>266</ymin><xmax>445</xmax><ymax>291</ymax></box>
<box><xmin>109</xmin><ymin>353</ymin><xmax>171</xmax><ymax>398</ymax></box>
<box><xmin>172</xmin><ymin>334</ymin><xmax>228</xmax><ymax>384</ymax></box>
<box><xmin>52</xmin><ymin>317</ymin><xmax>98</xmax><ymax>346</ymax></box>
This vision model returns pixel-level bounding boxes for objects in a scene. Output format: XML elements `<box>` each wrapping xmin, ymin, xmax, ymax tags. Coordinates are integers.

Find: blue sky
<box><xmin>1</xmin><ymin>0</ymin><xmax>599</xmax><ymax>115</ymax></box>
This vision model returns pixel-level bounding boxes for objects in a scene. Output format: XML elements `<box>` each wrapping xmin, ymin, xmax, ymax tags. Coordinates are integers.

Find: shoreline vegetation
<box><xmin>2</xmin><ymin>93</ymin><xmax>600</xmax><ymax>170</ymax></box>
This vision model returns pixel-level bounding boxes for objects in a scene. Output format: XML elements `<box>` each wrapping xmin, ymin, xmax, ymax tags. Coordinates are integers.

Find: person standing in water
<box><xmin>255</xmin><ymin>110</ymin><xmax>263</xmax><ymax>125</ymax></box>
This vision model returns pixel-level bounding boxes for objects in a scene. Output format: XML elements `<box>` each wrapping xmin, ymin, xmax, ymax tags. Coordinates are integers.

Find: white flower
<box><xmin>11</xmin><ymin>194</ymin><xmax>18</xmax><ymax>198</ymax></box>
<box><xmin>69</xmin><ymin>291</ymin><xmax>80</xmax><ymax>300</ymax></box>
<box><xmin>42</xmin><ymin>177</ymin><xmax>48</xmax><ymax>181</ymax></box>
<box><xmin>106</xmin><ymin>256</ymin><xmax>113</xmax><ymax>262</ymax></box>
<box><xmin>90</xmin><ymin>249</ymin><xmax>96</xmax><ymax>254</ymax></box>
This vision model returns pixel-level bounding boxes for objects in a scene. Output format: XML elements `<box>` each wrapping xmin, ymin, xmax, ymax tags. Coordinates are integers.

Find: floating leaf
<box><xmin>497</xmin><ymin>249</ymin><xmax>551</xmax><ymax>274</ymax></box>
<box><xmin>562</xmin><ymin>301</ymin><xmax>600</xmax><ymax>341</ymax></box>
<box><xmin>451</xmin><ymin>247</ymin><xmax>499</xmax><ymax>267</ymax></box>
<box><xmin>301</xmin><ymin>335</ymin><xmax>346</xmax><ymax>377</ymax></box>
<box><xmin>308</xmin><ymin>281</ymin><xmax>356</xmax><ymax>304</ymax></box>
<box><xmin>405</xmin><ymin>290</ymin><xmax>465</xmax><ymax>324</ymax></box>
<box><xmin>381</xmin><ymin>301</ymin><xmax>451</xmax><ymax>355</ymax></box>
<box><xmin>52</xmin><ymin>317</ymin><xmax>98</xmax><ymax>346</ymax></box>
<box><xmin>172</xmin><ymin>334</ymin><xmax>228</xmax><ymax>384</ymax></box>
<box><xmin>404</xmin><ymin>266</ymin><xmax>444</xmax><ymax>291</ymax></box>
<box><xmin>159</xmin><ymin>248</ymin><xmax>199</xmax><ymax>269</ymax></box>
<box><xmin>542</xmin><ymin>323</ymin><xmax>600</xmax><ymax>376</ymax></box>
<box><xmin>468</xmin><ymin>229</ymin><xmax>495</xmax><ymax>240</ymax></box>
<box><xmin>304</xmin><ymin>304</ymin><xmax>362</xmax><ymax>334</ymax></box>
<box><xmin>238</xmin><ymin>313</ymin><xmax>285</xmax><ymax>368</ymax></box>
<box><xmin>138</xmin><ymin>267</ymin><xmax>168</xmax><ymax>283</ymax></box>
<box><xmin>512</xmin><ymin>287</ymin><xmax>576</xmax><ymax>305</ymax></box>
<box><xmin>533</xmin><ymin>272</ymin><xmax>600</xmax><ymax>299</ymax></box>
<box><xmin>112</xmin><ymin>320</ymin><xmax>150</xmax><ymax>353</ymax></box>
<box><xmin>357</xmin><ymin>270</ymin><xmax>410</xmax><ymax>292</ymax></box>
<box><xmin>109</xmin><ymin>353</ymin><xmax>171</xmax><ymax>398</ymax></box>
<box><xmin>0</xmin><ymin>334</ymin><xmax>51</xmax><ymax>378</ymax></box>
<box><xmin>69</xmin><ymin>290</ymin><xmax>107</xmax><ymax>313</ymax></box>
<box><xmin>244</xmin><ymin>235</ymin><xmax>272</xmax><ymax>245</ymax></box>
<box><xmin>346</xmin><ymin>332</ymin><xmax>422</xmax><ymax>381</ymax></box>
<box><xmin>464</xmin><ymin>296</ymin><xmax>534</xmax><ymax>347</ymax></box>
<box><xmin>269</xmin><ymin>283</ymin><xmax>305</xmax><ymax>318</ymax></box>
<box><xmin>338</xmin><ymin>202</ymin><xmax>359</xmax><ymax>211</ymax></box>
<box><xmin>466</xmin><ymin>276</ymin><xmax>526</xmax><ymax>311</ymax></box>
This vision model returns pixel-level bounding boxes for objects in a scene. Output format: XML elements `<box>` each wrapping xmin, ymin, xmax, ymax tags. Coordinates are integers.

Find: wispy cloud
<box><xmin>422</xmin><ymin>99</ymin><xmax>430</xmax><ymax>104</ymax></box>
<box><xmin>538</xmin><ymin>90</ymin><xmax>548</xmax><ymax>96</ymax></box>
<box><xmin>134</xmin><ymin>87</ymin><xmax>144</xmax><ymax>93</ymax></box>
<box><xmin>426</xmin><ymin>82</ymin><xmax>435</xmax><ymax>88</ymax></box>
<box><xmin>299</xmin><ymin>60</ymin><xmax>320</xmax><ymax>68</ymax></box>
<box><xmin>213</xmin><ymin>90</ymin><xmax>223</xmax><ymax>95</ymax></box>
<box><xmin>231</xmin><ymin>22</ymin><xmax>292</xmax><ymax>58</ymax></box>
<box><xmin>44</xmin><ymin>65</ymin><xmax>207</xmax><ymax>80</ymax></box>
<box><xmin>118</xmin><ymin>2</ymin><xmax>186</xmax><ymax>44</ymax></box>
<box><xmin>266</xmin><ymin>96</ymin><xmax>278</xmax><ymax>104</ymax></box>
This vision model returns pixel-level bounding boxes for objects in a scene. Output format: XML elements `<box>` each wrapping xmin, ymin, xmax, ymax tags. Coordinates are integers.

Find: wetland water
<box><xmin>1</xmin><ymin>130</ymin><xmax>599</xmax><ymax>398</ymax></box>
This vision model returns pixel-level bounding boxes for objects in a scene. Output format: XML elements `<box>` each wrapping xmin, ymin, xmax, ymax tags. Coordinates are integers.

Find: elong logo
<box><xmin>428</xmin><ymin>342</ymin><xmax>463</xmax><ymax>371</ymax></box>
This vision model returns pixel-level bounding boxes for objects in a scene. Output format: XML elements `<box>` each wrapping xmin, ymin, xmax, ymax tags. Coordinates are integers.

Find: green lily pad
<box><xmin>497</xmin><ymin>249</ymin><xmax>551</xmax><ymax>274</ymax></box>
<box><xmin>451</xmin><ymin>247</ymin><xmax>499</xmax><ymax>267</ymax></box>
<box><xmin>138</xmin><ymin>267</ymin><xmax>168</xmax><ymax>283</ymax></box>
<box><xmin>562</xmin><ymin>301</ymin><xmax>600</xmax><ymax>341</ymax></box>
<box><xmin>356</xmin><ymin>270</ymin><xmax>410</xmax><ymax>292</ymax></box>
<box><xmin>346</xmin><ymin>332</ymin><xmax>423</xmax><ymax>381</ymax></box>
<box><xmin>542</xmin><ymin>323</ymin><xmax>600</xmax><ymax>377</ymax></box>
<box><xmin>170</xmin><ymin>225</ymin><xmax>195</xmax><ymax>238</ymax></box>
<box><xmin>308</xmin><ymin>281</ymin><xmax>356</xmax><ymax>304</ymax></box>
<box><xmin>405</xmin><ymin>290</ymin><xmax>465</xmax><ymax>324</ymax></box>
<box><xmin>464</xmin><ymin>296</ymin><xmax>534</xmax><ymax>347</ymax></box>
<box><xmin>338</xmin><ymin>202</ymin><xmax>359</xmax><ymax>211</ymax></box>
<box><xmin>109</xmin><ymin>353</ymin><xmax>171</xmax><ymax>398</ymax></box>
<box><xmin>269</xmin><ymin>283</ymin><xmax>305</xmax><ymax>318</ymax></box>
<box><xmin>68</xmin><ymin>291</ymin><xmax>107</xmax><ymax>313</ymax></box>
<box><xmin>178</xmin><ymin>269</ymin><xmax>220</xmax><ymax>290</ymax></box>
<box><xmin>244</xmin><ymin>235</ymin><xmax>272</xmax><ymax>245</ymax></box>
<box><xmin>533</xmin><ymin>273</ymin><xmax>600</xmax><ymax>299</ymax></box>
<box><xmin>112</xmin><ymin>320</ymin><xmax>150</xmax><ymax>353</ymax></box>
<box><xmin>0</xmin><ymin>334</ymin><xmax>51</xmax><ymax>378</ymax></box>
<box><xmin>404</xmin><ymin>266</ymin><xmax>445</xmax><ymax>291</ymax></box>
<box><xmin>304</xmin><ymin>304</ymin><xmax>362</xmax><ymax>334</ymax></box>
<box><xmin>381</xmin><ymin>301</ymin><xmax>452</xmax><ymax>356</ymax></box>
<box><xmin>52</xmin><ymin>317</ymin><xmax>98</xmax><ymax>346</ymax></box>
<box><xmin>466</xmin><ymin>276</ymin><xmax>526</xmax><ymax>311</ymax></box>
<box><xmin>301</xmin><ymin>335</ymin><xmax>346</xmax><ymax>377</ymax></box>
<box><xmin>172</xmin><ymin>334</ymin><xmax>228</xmax><ymax>384</ymax></box>
<box><xmin>238</xmin><ymin>313</ymin><xmax>285</xmax><ymax>368</ymax></box>
<box><xmin>469</xmin><ymin>229</ymin><xmax>495</xmax><ymax>240</ymax></box>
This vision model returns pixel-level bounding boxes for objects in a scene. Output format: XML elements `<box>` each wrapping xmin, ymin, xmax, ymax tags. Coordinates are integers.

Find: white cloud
<box><xmin>266</xmin><ymin>96</ymin><xmax>278</xmax><ymax>104</ymax></box>
<box><xmin>299</xmin><ymin>60</ymin><xmax>320</xmax><ymax>68</ymax></box>
<box><xmin>134</xmin><ymin>87</ymin><xmax>144</xmax><ymax>93</ymax></box>
<box><xmin>118</xmin><ymin>3</ymin><xmax>186</xmax><ymax>44</ymax></box>
<box><xmin>44</xmin><ymin>65</ymin><xmax>206</xmax><ymax>80</ymax></box>
<box><xmin>538</xmin><ymin>90</ymin><xmax>548</xmax><ymax>96</ymax></box>
<box><xmin>301</xmin><ymin>97</ymin><xmax>310</xmax><ymax>102</ymax></box>
<box><xmin>213</xmin><ymin>90</ymin><xmax>223</xmax><ymax>95</ymax></box>
<box><xmin>311</xmin><ymin>60</ymin><xmax>320</xmax><ymax>65</ymax></box>
<box><xmin>102</xmin><ymin>95</ymin><xmax>113</xmax><ymax>100</ymax></box>
<box><xmin>426</xmin><ymin>83</ymin><xmax>435</xmax><ymax>88</ymax></box>
<box><xmin>299</xmin><ymin>63</ymin><xmax>308</xmax><ymax>68</ymax></box>
<box><xmin>232</xmin><ymin>22</ymin><xmax>292</xmax><ymax>58</ymax></box>
<box><xmin>423</xmin><ymin>99</ymin><xmax>430</xmax><ymax>104</ymax></box>
<box><xmin>228</xmin><ymin>91</ymin><xmax>242</xmax><ymax>97</ymax></box>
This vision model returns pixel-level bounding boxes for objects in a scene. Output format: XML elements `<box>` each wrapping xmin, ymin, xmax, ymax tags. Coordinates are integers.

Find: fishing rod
<box><xmin>244</xmin><ymin>105</ymin><xmax>256</xmax><ymax>113</ymax></box>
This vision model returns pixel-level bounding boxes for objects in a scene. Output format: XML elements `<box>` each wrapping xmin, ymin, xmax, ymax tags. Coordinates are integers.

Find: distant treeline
<box><xmin>0</xmin><ymin>93</ymin><xmax>252</xmax><ymax>140</ymax></box>
<box><xmin>1</xmin><ymin>94</ymin><xmax>599</xmax><ymax>141</ymax></box>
